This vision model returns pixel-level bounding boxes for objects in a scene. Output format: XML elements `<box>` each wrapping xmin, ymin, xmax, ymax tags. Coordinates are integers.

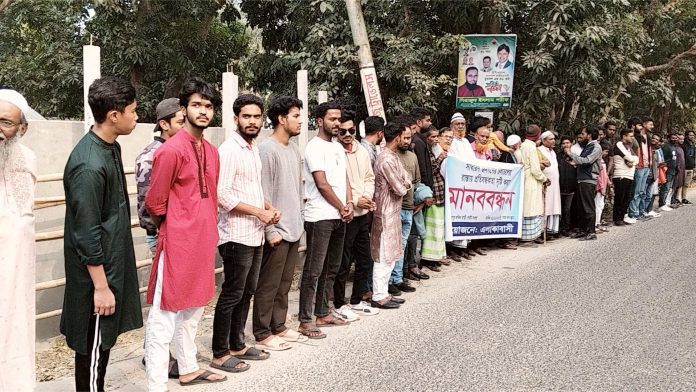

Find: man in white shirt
<box><xmin>212</xmin><ymin>94</ymin><xmax>280</xmax><ymax>369</ymax></box>
<box><xmin>298</xmin><ymin>102</ymin><xmax>354</xmax><ymax>339</ymax></box>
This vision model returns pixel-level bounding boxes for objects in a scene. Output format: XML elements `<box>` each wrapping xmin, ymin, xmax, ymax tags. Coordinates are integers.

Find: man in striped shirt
<box><xmin>212</xmin><ymin>94</ymin><xmax>281</xmax><ymax>370</ymax></box>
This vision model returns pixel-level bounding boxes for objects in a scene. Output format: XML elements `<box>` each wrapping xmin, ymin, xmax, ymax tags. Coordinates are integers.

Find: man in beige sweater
<box><xmin>333</xmin><ymin>110</ymin><xmax>379</xmax><ymax>319</ymax></box>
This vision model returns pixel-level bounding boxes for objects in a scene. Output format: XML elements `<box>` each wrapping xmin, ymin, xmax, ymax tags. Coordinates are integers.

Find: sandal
<box><xmin>439</xmin><ymin>257</ymin><xmax>451</xmax><ymax>266</ymax></box>
<box><xmin>298</xmin><ymin>325</ymin><xmax>326</xmax><ymax>339</ymax></box>
<box><xmin>497</xmin><ymin>241</ymin><xmax>517</xmax><ymax>250</ymax></box>
<box><xmin>275</xmin><ymin>329</ymin><xmax>309</xmax><ymax>343</ymax></box>
<box><xmin>316</xmin><ymin>315</ymin><xmax>350</xmax><ymax>327</ymax></box>
<box><xmin>255</xmin><ymin>335</ymin><xmax>291</xmax><ymax>351</ymax></box>
<box><xmin>180</xmin><ymin>370</ymin><xmax>227</xmax><ymax>386</ymax></box>
<box><xmin>233</xmin><ymin>346</ymin><xmax>270</xmax><ymax>360</ymax></box>
<box><xmin>209</xmin><ymin>356</ymin><xmax>250</xmax><ymax>373</ymax></box>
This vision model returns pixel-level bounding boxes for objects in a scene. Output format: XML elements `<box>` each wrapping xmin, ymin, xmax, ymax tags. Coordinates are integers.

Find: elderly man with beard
<box><xmin>0</xmin><ymin>89</ymin><xmax>37</xmax><ymax>391</ymax></box>
<box><xmin>518</xmin><ymin>125</ymin><xmax>549</xmax><ymax>246</ymax></box>
<box><xmin>539</xmin><ymin>131</ymin><xmax>561</xmax><ymax>239</ymax></box>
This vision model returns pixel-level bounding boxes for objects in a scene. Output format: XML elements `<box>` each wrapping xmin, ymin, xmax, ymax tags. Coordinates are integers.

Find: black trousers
<box><xmin>212</xmin><ymin>241</ymin><xmax>263</xmax><ymax>356</ymax></box>
<box><xmin>612</xmin><ymin>177</ymin><xmax>633</xmax><ymax>223</ymax></box>
<box><xmin>75</xmin><ymin>314</ymin><xmax>111</xmax><ymax>392</ymax></box>
<box><xmin>576</xmin><ymin>182</ymin><xmax>597</xmax><ymax>234</ymax></box>
<box><xmin>560</xmin><ymin>193</ymin><xmax>574</xmax><ymax>232</ymax></box>
<box><xmin>300</xmin><ymin>219</ymin><xmax>345</xmax><ymax>323</ymax></box>
<box><xmin>334</xmin><ymin>214</ymin><xmax>372</xmax><ymax>308</ymax></box>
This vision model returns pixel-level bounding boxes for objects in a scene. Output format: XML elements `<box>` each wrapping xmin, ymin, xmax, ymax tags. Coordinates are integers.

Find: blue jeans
<box><xmin>642</xmin><ymin>177</ymin><xmax>655</xmax><ymax>213</ymax></box>
<box><xmin>412</xmin><ymin>210</ymin><xmax>426</xmax><ymax>239</ymax></box>
<box><xmin>628</xmin><ymin>168</ymin><xmax>649</xmax><ymax>218</ymax></box>
<box><xmin>390</xmin><ymin>209</ymin><xmax>413</xmax><ymax>285</ymax></box>
<box><xmin>146</xmin><ymin>234</ymin><xmax>158</xmax><ymax>252</ymax></box>
<box><xmin>659</xmin><ymin>173</ymin><xmax>675</xmax><ymax>207</ymax></box>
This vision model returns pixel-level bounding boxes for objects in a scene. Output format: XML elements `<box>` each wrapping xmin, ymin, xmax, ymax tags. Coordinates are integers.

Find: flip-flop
<box><xmin>316</xmin><ymin>315</ymin><xmax>350</xmax><ymax>327</ymax></box>
<box><xmin>255</xmin><ymin>336</ymin><xmax>292</xmax><ymax>351</ymax></box>
<box><xmin>179</xmin><ymin>370</ymin><xmax>227</xmax><ymax>386</ymax></box>
<box><xmin>298</xmin><ymin>326</ymin><xmax>326</xmax><ymax>339</ymax></box>
<box><xmin>275</xmin><ymin>329</ymin><xmax>309</xmax><ymax>343</ymax></box>
<box><xmin>209</xmin><ymin>356</ymin><xmax>250</xmax><ymax>373</ymax></box>
<box><xmin>234</xmin><ymin>346</ymin><xmax>270</xmax><ymax>360</ymax></box>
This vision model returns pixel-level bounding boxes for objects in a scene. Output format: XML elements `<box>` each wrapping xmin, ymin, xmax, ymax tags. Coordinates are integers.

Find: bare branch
<box><xmin>643</xmin><ymin>41</ymin><xmax>696</xmax><ymax>74</ymax></box>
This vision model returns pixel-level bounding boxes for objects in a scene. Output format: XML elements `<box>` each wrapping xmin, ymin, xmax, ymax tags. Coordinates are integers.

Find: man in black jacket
<box><xmin>409</xmin><ymin>108</ymin><xmax>434</xmax><ymax>190</ymax></box>
<box><xmin>557</xmin><ymin>136</ymin><xmax>577</xmax><ymax>236</ymax></box>
<box><xmin>564</xmin><ymin>126</ymin><xmax>602</xmax><ymax>241</ymax></box>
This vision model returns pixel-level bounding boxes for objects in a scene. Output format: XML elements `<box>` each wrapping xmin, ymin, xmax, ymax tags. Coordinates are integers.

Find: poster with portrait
<box><xmin>456</xmin><ymin>34</ymin><xmax>517</xmax><ymax>110</ymax></box>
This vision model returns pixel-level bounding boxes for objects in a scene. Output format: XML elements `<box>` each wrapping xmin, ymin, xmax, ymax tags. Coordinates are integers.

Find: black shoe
<box><xmin>683</xmin><ymin>199</ymin><xmax>692</xmax><ymax>205</ymax></box>
<box><xmin>614</xmin><ymin>220</ymin><xmax>626</xmax><ymax>226</ymax></box>
<box><xmin>578</xmin><ymin>233</ymin><xmax>597</xmax><ymax>241</ymax></box>
<box><xmin>410</xmin><ymin>269</ymin><xmax>430</xmax><ymax>280</ymax></box>
<box><xmin>394</xmin><ymin>282</ymin><xmax>416</xmax><ymax>292</ymax></box>
<box><xmin>560</xmin><ymin>230</ymin><xmax>571</xmax><ymax>237</ymax></box>
<box><xmin>142</xmin><ymin>358</ymin><xmax>179</xmax><ymax>379</ymax></box>
<box><xmin>570</xmin><ymin>231</ymin><xmax>587</xmax><ymax>239</ymax></box>
<box><xmin>370</xmin><ymin>300</ymin><xmax>400</xmax><ymax>309</ymax></box>
<box><xmin>389</xmin><ymin>297</ymin><xmax>406</xmax><ymax>304</ymax></box>
<box><xmin>388</xmin><ymin>284</ymin><xmax>402</xmax><ymax>296</ymax></box>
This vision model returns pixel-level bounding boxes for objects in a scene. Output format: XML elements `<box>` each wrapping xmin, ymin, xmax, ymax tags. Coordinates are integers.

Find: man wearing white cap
<box><xmin>499</xmin><ymin>134</ymin><xmax>521</xmax><ymax>163</ymax></box>
<box><xmin>538</xmin><ymin>131</ymin><xmax>561</xmax><ymax>238</ymax></box>
<box><xmin>0</xmin><ymin>89</ymin><xmax>37</xmax><ymax>391</ymax></box>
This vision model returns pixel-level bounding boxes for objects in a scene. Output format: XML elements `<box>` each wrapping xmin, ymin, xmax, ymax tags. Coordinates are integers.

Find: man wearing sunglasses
<box><xmin>333</xmin><ymin>110</ymin><xmax>379</xmax><ymax>319</ymax></box>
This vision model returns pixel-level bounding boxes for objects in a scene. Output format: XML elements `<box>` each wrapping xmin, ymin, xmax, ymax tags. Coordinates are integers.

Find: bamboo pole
<box><xmin>37</xmin><ymin>167</ymin><xmax>134</xmax><ymax>183</ymax></box>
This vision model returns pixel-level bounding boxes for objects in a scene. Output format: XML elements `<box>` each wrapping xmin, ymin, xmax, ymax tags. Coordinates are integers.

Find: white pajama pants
<box><xmin>595</xmin><ymin>193</ymin><xmax>605</xmax><ymax>226</ymax></box>
<box><xmin>372</xmin><ymin>236</ymin><xmax>394</xmax><ymax>302</ymax></box>
<box><xmin>145</xmin><ymin>251</ymin><xmax>204</xmax><ymax>392</ymax></box>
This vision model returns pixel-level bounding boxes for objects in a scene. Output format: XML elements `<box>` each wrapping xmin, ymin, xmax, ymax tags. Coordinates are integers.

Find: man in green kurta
<box><xmin>61</xmin><ymin>77</ymin><xmax>143</xmax><ymax>392</ymax></box>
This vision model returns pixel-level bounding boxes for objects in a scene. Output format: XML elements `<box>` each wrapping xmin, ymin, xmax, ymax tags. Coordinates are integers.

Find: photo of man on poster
<box><xmin>457</xmin><ymin>67</ymin><xmax>486</xmax><ymax>98</ymax></box>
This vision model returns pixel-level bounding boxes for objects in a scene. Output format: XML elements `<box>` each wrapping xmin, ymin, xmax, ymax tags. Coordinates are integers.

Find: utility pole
<box><xmin>345</xmin><ymin>0</ymin><xmax>386</xmax><ymax>120</ymax></box>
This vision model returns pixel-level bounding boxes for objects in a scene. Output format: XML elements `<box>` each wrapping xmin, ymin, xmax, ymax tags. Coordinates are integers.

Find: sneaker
<box><xmin>646</xmin><ymin>210</ymin><xmax>662</xmax><ymax>218</ymax></box>
<box><xmin>334</xmin><ymin>305</ymin><xmax>361</xmax><ymax>322</ymax></box>
<box><xmin>623</xmin><ymin>216</ymin><xmax>637</xmax><ymax>224</ymax></box>
<box><xmin>350</xmin><ymin>301</ymin><xmax>380</xmax><ymax>316</ymax></box>
<box><xmin>636</xmin><ymin>215</ymin><xmax>648</xmax><ymax>222</ymax></box>
<box><xmin>659</xmin><ymin>205</ymin><xmax>673</xmax><ymax>212</ymax></box>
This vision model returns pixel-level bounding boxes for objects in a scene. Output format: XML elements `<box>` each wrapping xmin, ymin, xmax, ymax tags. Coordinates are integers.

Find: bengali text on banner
<box><xmin>444</xmin><ymin>155</ymin><xmax>524</xmax><ymax>240</ymax></box>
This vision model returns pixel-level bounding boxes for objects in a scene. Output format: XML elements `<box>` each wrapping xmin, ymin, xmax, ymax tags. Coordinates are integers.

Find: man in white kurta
<box><xmin>0</xmin><ymin>90</ymin><xmax>37</xmax><ymax>391</ymax></box>
<box><xmin>538</xmin><ymin>131</ymin><xmax>561</xmax><ymax>236</ymax></box>
<box><xmin>519</xmin><ymin>125</ymin><xmax>548</xmax><ymax>243</ymax></box>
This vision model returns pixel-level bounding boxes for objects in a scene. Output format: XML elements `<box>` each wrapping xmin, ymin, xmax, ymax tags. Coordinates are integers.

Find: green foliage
<box><xmin>0</xmin><ymin>0</ymin><xmax>252</xmax><ymax>122</ymax></box>
<box><xmin>0</xmin><ymin>0</ymin><xmax>85</xmax><ymax>118</ymax></box>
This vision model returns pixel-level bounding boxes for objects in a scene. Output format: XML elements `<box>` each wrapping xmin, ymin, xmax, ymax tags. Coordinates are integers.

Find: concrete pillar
<box><xmin>222</xmin><ymin>71</ymin><xmax>239</xmax><ymax>140</ymax></box>
<box><xmin>297</xmin><ymin>70</ymin><xmax>309</xmax><ymax>153</ymax></box>
<box><xmin>83</xmin><ymin>44</ymin><xmax>101</xmax><ymax>133</ymax></box>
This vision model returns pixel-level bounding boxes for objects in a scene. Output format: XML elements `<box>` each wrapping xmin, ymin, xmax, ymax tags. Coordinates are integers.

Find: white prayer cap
<box><xmin>506</xmin><ymin>134</ymin><xmax>521</xmax><ymax>146</ymax></box>
<box><xmin>451</xmin><ymin>112</ymin><xmax>465</xmax><ymax>123</ymax></box>
<box><xmin>541</xmin><ymin>130</ymin><xmax>555</xmax><ymax>140</ymax></box>
<box><xmin>0</xmin><ymin>89</ymin><xmax>29</xmax><ymax>117</ymax></box>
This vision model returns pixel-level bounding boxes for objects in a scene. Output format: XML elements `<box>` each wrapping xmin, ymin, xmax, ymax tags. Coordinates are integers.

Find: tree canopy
<box><xmin>1</xmin><ymin>0</ymin><xmax>695</xmax><ymax>133</ymax></box>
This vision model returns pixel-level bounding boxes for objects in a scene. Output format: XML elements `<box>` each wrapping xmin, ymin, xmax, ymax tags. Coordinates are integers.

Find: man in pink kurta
<box><xmin>370</xmin><ymin>122</ymin><xmax>410</xmax><ymax>309</ymax></box>
<box><xmin>144</xmin><ymin>79</ymin><xmax>226</xmax><ymax>390</ymax></box>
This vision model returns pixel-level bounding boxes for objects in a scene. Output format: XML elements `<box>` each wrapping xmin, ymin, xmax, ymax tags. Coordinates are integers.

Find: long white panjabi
<box><xmin>0</xmin><ymin>140</ymin><xmax>37</xmax><ymax>391</ymax></box>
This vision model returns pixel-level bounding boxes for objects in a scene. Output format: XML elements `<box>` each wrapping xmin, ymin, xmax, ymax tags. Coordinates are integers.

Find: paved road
<box><xmin>38</xmin><ymin>206</ymin><xmax>696</xmax><ymax>391</ymax></box>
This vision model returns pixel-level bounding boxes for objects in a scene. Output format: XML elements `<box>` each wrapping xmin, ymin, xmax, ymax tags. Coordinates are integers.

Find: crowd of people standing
<box><xmin>1</xmin><ymin>75</ymin><xmax>693</xmax><ymax>391</ymax></box>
